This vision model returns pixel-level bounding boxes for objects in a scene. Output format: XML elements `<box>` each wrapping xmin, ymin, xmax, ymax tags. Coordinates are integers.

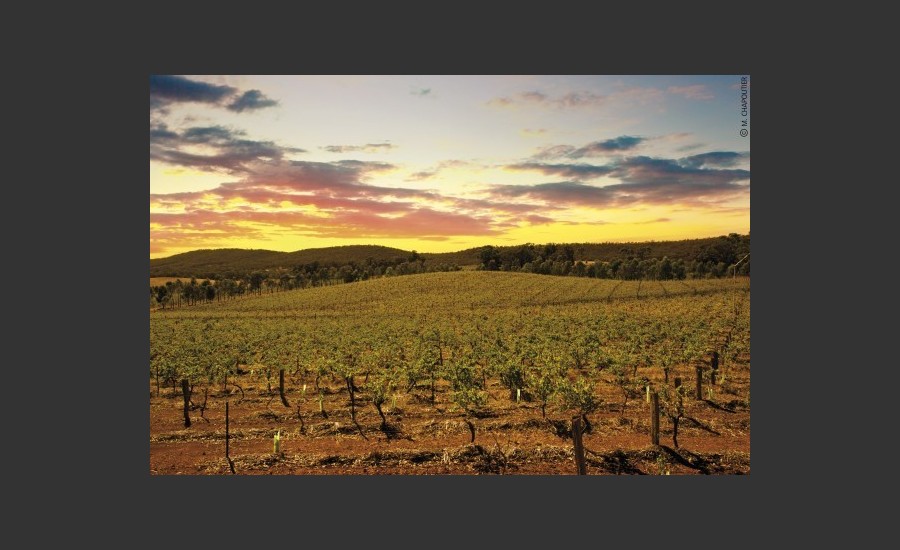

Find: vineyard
<box><xmin>150</xmin><ymin>271</ymin><xmax>750</xmax><ymax>475</ymax></box>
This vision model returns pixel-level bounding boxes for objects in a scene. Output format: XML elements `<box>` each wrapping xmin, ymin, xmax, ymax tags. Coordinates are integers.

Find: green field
<box><xmin>151</xmin><ymin>271</ymin><xmax>749</xmax><ymax>394</ymax></box>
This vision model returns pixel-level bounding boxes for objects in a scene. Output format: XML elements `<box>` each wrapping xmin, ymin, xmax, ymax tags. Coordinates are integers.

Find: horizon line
<box><xmin>150</xmin><ymin>231</ymin><xmax>749</xmax><ymax>261</ymax></box>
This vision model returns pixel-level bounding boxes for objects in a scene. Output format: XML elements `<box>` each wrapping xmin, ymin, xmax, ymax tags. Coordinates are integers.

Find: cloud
<box><xmin>524</xmin><ymin>214</ymin><xmax>556</xmax><ymax>225</ymax></box>
<box><xmin>404</xmin><ymin>159</ymin><xmax>470</xmax><ymax>181</ymax></box>
<box><xmin>314</xmin><ymin>209</ymin><xmax>498</xmax><ymax>239</ymax></box>
<box><xmin>570</xmin><ymin>136</ymin><xmax>646</xmax><ymax>157</ymax></box>
<box><xmin>489</xmin><ymin>90</ymin><xmax>606</xmax><ymax>109</ymax></box>
<box><xmin>531</xmin><ymin>145</ymin><xmax>577</xmax><ymax>160</ymax></box>
<box><xmin>150</xmin><ymin>124</ymin><xmax>305</xmax><ymax>173</ymax></box>
<box><xmin>321</xmin><ymin>143</ymin><xmax>396</xmax><ymax>153</ymax></box>
<box><xmin>676</xmin><ymin>143</ymin><xmax>706</xmax><ymax>152</ymax></box>
<box><xmin>407</xmin><ymin>170</ymin><xmax>437</xmax><ymax>181</ymax></box>
<box><xmin>603</xmin><ymin>156</ymin><xmax>750</xmax><ymax>202</ymax></box>
<box><xmin>489</xmin><ymin>182</ymin><xmax>616</xmax><ymax>206</ymax></box>
<box><xmin>227</xmin><ymin>89</ymin><xmax>279</xmax><ymax>112</ymax></box>
<box><xmin>149</xmin><ymin>123</ymin><xmax>179</xmax><ymax>141</ymax></box>
<box><xmin>150</xmin><ymin>75</ymin><xmax>278</xmax><ymax>113</ymax></box>
<box><xmin>247</xmin><ymin>160</ymin><xmax>401</xmax><ymax>197</ymax></box>
<box><xmin>491</xmin><ymin>154</ymin><xmax>750</xmax><ymax>207</ymax></box>
<box><xmin>633</xmin><ymin>218</ymin><xmax>671</xmax><ymax>224</ymax></box>
<box><xmin>150</xmin><ymin>209</ymin><xmax>274</xmax><ymax>254</ymax></box>
<box><xmin>180</xmin><ymin>125</ymin><xmax>237</xmax><ymax>142</ymax></box>
<box><xmin>441</xmin><ymin>197</ymin><xmax>558</xmax><ymax>216</ymax></box>
<box><xmin>530</xmin><ymin>136</ymin><xmax>646</xmax><ymax>160</ymax></box>
<box><xmin>667</xmin><ymin>85</ymin><xmax>714</xmax><ymax>100</ymax></box>
<box><xmin>150</xmin><ymin>154</ymin><xmax>558</xmax><ymax>251</ymax></box>
<box><xmin>679</xmin><ymin>151</ymin><xmax>749</xmax><ymax>168</ymax></box>
<box><xmin>152</xmin><ymin>138</ymin><xmax>749</xmax><ymax>254</ymax></box>
<box><xmin>521</xmin><ymin>128</ymin><xmax>547</xmax><ymax>137</ymax></box>
<box><xmin>151</xmin><ymin>209</ymin><xmax>279</xmax><ymax>232</ymax></box>
<box><xmin>410</xmin><ymin>86</ymin><xmax>432</xmax><ymax>97</ymax></box>
<box><xmin>488</xmin><ymin>87</ymin><xmax>663</xmax><ymax>110</ymax></box>
<box><xmin>150</xmin><ymin>75</ymin><xmax>235</xmax><ymax>108</ymax></box>
<box><xmin>506</xmin><ymin>162</ymin><xmax>614</xmax><ymax>180</ymax></box>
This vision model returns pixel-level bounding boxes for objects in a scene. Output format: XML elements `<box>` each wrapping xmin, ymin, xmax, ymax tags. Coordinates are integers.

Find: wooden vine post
<box><xmin>650</xmin><ymin>392</ymin><xmax>660</xmax><ymax>446</ymax></box>
<box><xmin>279</xmin><ymin>369</ymin><xmax>290</xmax><ymax>407</ymax></box>
<box><xmin>225</xmin><ymin>401</ymin><xmax>230</xmax><ymax>461</ymax></box>
<box><xmin>711</xmin><ymin>350</ymin><xmax>719</xmax><ymax>385</ymax></box>
<box><xmin>181</xmin><ymin>379</ymin><xmax>191</xmax><ymax>428</ymax></box>
<box><xmin>572</xmin><ymin>416</ymin><xmax>587</xmax><ymax>475</ymax></box>
<box><xmin>225</xmin><ymin>401</ymin><xmax>235</xmax><ymax>474</ymax></box>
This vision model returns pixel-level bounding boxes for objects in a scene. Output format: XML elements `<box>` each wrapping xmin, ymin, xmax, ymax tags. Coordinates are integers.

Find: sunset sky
<box><xmin>150</xmin><ymin>75</ymin><xmax>750</xmax><ymax>258</ymax></box>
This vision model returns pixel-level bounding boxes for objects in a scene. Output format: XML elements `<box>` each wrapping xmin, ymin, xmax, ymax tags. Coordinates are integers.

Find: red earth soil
<box><xmin>151</xmin><ymin>365</ymin><xmax>749</xmax><ymax>476</ymax></box>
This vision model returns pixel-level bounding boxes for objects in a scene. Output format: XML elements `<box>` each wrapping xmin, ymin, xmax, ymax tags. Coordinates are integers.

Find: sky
<box><xmin>150</xmin><ymin>75</ymin><xmax>750</xmax><ymax>258</ymax></box>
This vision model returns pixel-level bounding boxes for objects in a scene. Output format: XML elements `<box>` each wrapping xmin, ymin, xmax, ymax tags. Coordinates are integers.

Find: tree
<box><xmin>698</xmin><ymin>237</ymin><xmax>738</xmax><ymax>266</ymax></box>
<box><xmin>338</xmin><ymin>265</ymin><xmax>355</xmax><ymax>283</ymax></box>
<box><xmin>154</xmin><ymin>285</ymin><xmax>169</xmax><ymax>308</ymax></box>
<box><xmin>592</xmin><ymin>261</ymin><xmax>611</xmax><ymax>279</ymax></box>
<box><xmin>478</xmin><ymin>246</ymin><xmax>500</xmax><ymax>271</ymax></box>
<box><xmin>513</xmin><ymin>244</ymin><xmax>536</xmax><ymax>268</ymax></box>
<box><xmin>249</xmin><ymin>271</ymin><xmax>266</xmax><ymax>295</ymax></box>
<box><xmin>551</xmin><ymin>260</ymin><xmax>570</xmax><ymax>276</ymax></box>
<box><xmin>181</xmin><ymin>280</ymin><xmax>198</xmax><ymax>306</ymax></box>
<box><xmin>619</xmin><ymin>258</ymin><xmax>639</xmax><ymax>280</ymax></box>
<box><xmin>610</xmin><ymin>259</ymin><xmax>623</xmax><ymax>278</ymax></box>
<box><xmin>658</xmin><ymin>256</ymin><xmax>674</xmax><ymax>280</ymax></box>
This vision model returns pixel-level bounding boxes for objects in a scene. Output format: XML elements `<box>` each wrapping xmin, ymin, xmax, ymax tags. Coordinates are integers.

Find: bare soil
<box><xmin>150</xmin><ymin>363</ymin><xmax>749</xmax><ymax>475</ymax></box>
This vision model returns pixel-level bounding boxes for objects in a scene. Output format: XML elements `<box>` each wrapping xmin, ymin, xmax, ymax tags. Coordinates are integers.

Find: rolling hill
<box><xmin>150</xmin><ymin>245</ymin><xmax>416</xmax><ymax>278</ymax></box>
<box><xmin>150</xmin><ymin>235</ymin><xmax>748</xmax><ymax>278</ymax></box>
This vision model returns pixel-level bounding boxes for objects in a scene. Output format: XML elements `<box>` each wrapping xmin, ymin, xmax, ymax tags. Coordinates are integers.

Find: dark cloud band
<box><xmin>496</xmin><ymin>153</ymin><xmax>749</xmax><ymax>207</ymax></box>
<box><xmin>150</xmin><ymin>75</ymin><xmax>278</xmax><ymax>114</ymax></box>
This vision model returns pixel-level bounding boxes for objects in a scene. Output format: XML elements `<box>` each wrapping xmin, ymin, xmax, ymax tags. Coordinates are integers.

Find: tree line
<box><xmin>150</xmin><ymin>253</ymin><xmax>461</xmax><ymax>309</ymax></box>
<box><xmin>476</xmin><ymin>233</ymin><xmax>750</xmax><ymax>280</ymax></box>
